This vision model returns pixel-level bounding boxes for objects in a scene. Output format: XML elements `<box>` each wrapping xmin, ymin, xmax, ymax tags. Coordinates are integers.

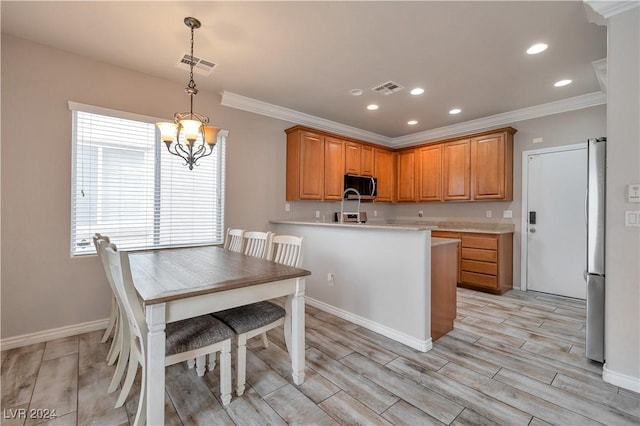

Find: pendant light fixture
<box><xmin>156</xmin><ymin>17</ymin><xmax>220</xmax><ymax>170</ymax></box>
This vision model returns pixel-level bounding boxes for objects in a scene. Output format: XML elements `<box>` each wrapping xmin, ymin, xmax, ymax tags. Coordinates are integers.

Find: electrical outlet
<box><xmin>373</xmin><ymin>210</ymin><xmax>378</xmax><ymax>217</ymax></box>
<box><xmin>315</xmin><ymin>210</ymin><xmax>320</xmax><ymax>219</ymax></box>
<box><xmin>327</xmin><ymin>272</ymin><xmax>334</xmax><ymax>286</ymax></box>
<box><xmin>418</xmin><ymin>210</ymin><xmax>424</xmax><ymax>218</ymax></box>
<box><xmin>486</xmin><ymin>210</ymin><xmax>493</xmax><ymax>218</ymax></box>
<box><xmin>285</xmin><ymin>203</ymin><xmax>290</xmax><ymax>212</ymax></box>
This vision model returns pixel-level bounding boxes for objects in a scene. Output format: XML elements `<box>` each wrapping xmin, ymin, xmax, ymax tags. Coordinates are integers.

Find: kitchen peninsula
<box><xmin>271</xmin><ymin>220</ymin><xmax>459</xmax><ymax>352</ymax></box>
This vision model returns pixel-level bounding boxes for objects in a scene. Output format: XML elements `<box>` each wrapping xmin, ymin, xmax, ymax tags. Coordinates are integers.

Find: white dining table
<box><xmin>128</xmin><ymin>245</ymin><xmax>310</xmax><ymax>425</ymax></box>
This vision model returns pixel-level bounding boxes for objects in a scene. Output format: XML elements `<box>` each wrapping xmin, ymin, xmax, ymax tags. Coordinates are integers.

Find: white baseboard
<box><xmin>305</xmin><ymin>297</ymin><xmax>432</xmax><ymax>353</ymax></box>
<box><xmin>0</xmin><ymin>318</ymin><xmax>109</xmax><ymax>351</ymax></box>
<box><xmin>603</xmin><ymin>363</ymin><xmax>640</xmax><ymax>393</ymax></box>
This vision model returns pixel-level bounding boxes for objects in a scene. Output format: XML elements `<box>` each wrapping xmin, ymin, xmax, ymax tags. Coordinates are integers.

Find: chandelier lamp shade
<box><xmin>156</xmin><ymin>17</ymin><xmax>220</xmax><ymax>170</ymax></box>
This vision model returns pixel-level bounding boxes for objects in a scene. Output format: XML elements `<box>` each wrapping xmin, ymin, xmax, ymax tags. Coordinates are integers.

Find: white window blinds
<box><xmin>70</xmin><ymin>103</ymin><xmax>226</xmax><ymax>255</ymax></box>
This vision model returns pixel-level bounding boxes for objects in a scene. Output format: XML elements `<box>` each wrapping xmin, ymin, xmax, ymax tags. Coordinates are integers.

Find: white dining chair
<box><xmin>98</xmin><ymin>240</ymin><xmax>233</xmax><ymax>424</ymax></box>
<box><xmin>213</xmin><ymin>234</ymin><xmax>303</xmax><ymax>396</ymax></box>
<box><xmin>93</xmin><ymin>233</ymin><xmax>128</xmax><ymax>396</ymax></box>
<box><xmin>223</xmin><ymin>228</ymin><xmax>245</xmax><ymax>253</ymax></box>
<box><xmin>243</xmin><ymin>231</ymin><xmax>274</xmax><ymax>259</ymax></box>
<box><xmin>95</xmin><ymin>234</ymin><xmax>118</xmax><ymax>346</ymax></box>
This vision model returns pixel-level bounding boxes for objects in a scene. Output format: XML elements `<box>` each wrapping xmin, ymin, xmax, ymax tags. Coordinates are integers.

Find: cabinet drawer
<box><xmin>461</xmin><ymin>271</ymin><xmax>498</xmax><ymax>288</ymax></box>
<box><xmin>461</xmin><ymin>248</ymin><xmax>497</xmax><ymax>262</ymax></box>
<box><xmin>461</xmin><ymin>260</ymin><xmax>497</xmax><ymax>275</ymax></box>
<box><xmin>462</xmin><ymin>235</ymin><xmax>498</xmax><ymax>250</ymax></box>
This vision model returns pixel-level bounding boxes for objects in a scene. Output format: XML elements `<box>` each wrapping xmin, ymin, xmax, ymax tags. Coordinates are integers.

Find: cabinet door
<box><xmin>299</xmin><ymin>132</ymin><xmax>324</xmax><ymax>199</ymax></box>
<box><xmin>397</xmin><ymin>150</ymin><xmax>417</xmax><ymax>202</ymax></box>
<box><xmin>345</xmin><ymin>142</ymin><xmax>361</xmax><ymax>175</ymax></box>
<box><xmin>374</xmin><ymin>149</ymin><xmax>394</xmax><ymax>202</ymax></box>
<box><xmin>472</xmin><ymin>132</ymin><xmax>512</xmax><ymax>200</ymax></box>
<box><xmin>418</xmin><ymin>145</ymin><xmax>443</xmax><ymax>201</ymax></box>
<box><xmin>443</xmin><ymin>139</ymin><xmax>471</xmax><ymax>200</ymax></box>
<box><xmin>361</xmin><ymin>146</ymin><xmax>375</xmax><ymax>176</ymax></box>
<box><xmin>324</xmin><ymin>137</ymin><xmax>345</xmax><ymax>200</ymax></box>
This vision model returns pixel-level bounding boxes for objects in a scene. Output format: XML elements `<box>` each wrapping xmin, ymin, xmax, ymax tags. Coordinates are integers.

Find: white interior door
<box><xmin>526</xmin><ymin>146</ymin><xmax>587</xmax><ymax>299</ymax></box>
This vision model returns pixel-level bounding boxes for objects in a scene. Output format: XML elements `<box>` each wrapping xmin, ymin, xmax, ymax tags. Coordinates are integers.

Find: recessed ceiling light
<box><xmin>408</xmin><ymin>120</ymin><xmax>418</xmax><ymax>125</ymax></box>
<box><xmin>350</xmin><ymin>89</ymin><xmax>363</xmax><ymax>96</ymax></box>
<box><xmin>410</xmin><ymin>88</ymin><xmax>424</xmax><ymax>96</ymax></box>
<box><xmin>554</xmin><ymin>79</ymin><xmax>572</xmax><ymax>87</ymax></box>
<box><xmin>367</xmin><ymin>104</ymin><xmax>379</xmax><ymax>111</ymax></box>
<box><xmin>449</xmin><ymin>108</ymin><xmax>461</xmax><ymax>115</ymax></box>
<box><xmin>527</xmin><ymin>43</ymin><xmax>548</xmax><ymax>55</ymax></box>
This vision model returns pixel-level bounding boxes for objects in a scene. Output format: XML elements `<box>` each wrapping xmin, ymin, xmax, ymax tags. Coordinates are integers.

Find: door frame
<box><xmin>520</xmin><ymin>143</ymin><xmax>587</xmax><ymax>291</ymax></box>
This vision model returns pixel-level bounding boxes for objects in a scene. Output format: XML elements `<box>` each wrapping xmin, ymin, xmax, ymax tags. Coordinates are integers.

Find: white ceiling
<box><xmin>1</xmin><ymin>1</ymin><xmax>607</xmax><ymax>139</ymax></box>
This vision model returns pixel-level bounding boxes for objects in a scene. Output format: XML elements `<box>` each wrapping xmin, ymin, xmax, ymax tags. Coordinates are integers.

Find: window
<box><xmin>69</xmin><ymin>102</ymin><xmax>226</xmax><ymax>255</ymax></box>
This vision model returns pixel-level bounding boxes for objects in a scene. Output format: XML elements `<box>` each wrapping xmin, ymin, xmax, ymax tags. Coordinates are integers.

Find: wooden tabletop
<box><xmin>128</xmin><ymin>245</ymin><xmax>311</xmax><ymax>305</ymax></box>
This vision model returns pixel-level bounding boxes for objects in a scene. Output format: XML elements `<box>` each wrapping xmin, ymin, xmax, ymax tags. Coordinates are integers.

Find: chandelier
<box><xmin>156</xmin><ymin>17</ymin><xmax>220</xmax><ymax>170</ymax></box>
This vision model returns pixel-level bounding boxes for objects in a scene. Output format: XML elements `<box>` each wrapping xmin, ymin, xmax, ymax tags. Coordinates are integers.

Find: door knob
<box><xmin>529</xmin><ymin>227</ymin><xmax>536</xmax><ymax>233</ymax></box>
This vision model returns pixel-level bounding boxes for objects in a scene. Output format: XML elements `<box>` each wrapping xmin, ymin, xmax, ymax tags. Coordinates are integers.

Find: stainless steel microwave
<box><xmin>343</xmin><ymin>174</ymin><xmax>377</xmax><ymax>200</ymax></box>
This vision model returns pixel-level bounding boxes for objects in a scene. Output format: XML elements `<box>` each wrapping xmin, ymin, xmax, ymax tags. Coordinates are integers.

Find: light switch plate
<box><xmin>503</xmin><ymin>210</ymin><xmax>513</xmax><ymax>218</ymax></box>
<box><xmin>625</xmin><ymin>211</ymin><xmax>640</xmax><ymax>227</ymax></box>
<box><xmin>628</xmin><ymin>184</ymin><xmax>640</xmax><ymax>203</ymax></box>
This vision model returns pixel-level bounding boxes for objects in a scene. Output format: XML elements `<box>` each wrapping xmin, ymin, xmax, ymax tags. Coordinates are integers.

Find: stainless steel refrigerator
<box><xmin>585</xmin><ymin>137</ymin><xmax>606</xmax><ymax>362</ymax></box>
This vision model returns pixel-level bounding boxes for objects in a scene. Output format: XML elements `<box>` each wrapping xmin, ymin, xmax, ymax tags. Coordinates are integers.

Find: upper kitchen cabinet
<box><xmin>345</xmin><ymin>142</ymin><xmax>375</xmax><ymax>176</ymax></box>
<box><xmin>286</xmin><ymin>128</ymin><xmax>325</xmax><ymax>200</ymax></box>
<box><xmin>374</xmin><ymin>148</ymin><xmax>394</xmax><ymax>202</ymax></box>
<box><xmin>418</xmin><ymin>144</ymin><xmax>443</xmax><ymax>201</ymax></box>
<box><xmin>361</xmin><ymin>145</ymin><xmax>375</xmax><ymax>176</ymax></box>
<box><xmin>443</xmin><ymin>139</ymin><xmax>471</xmax><ymax>201</ymax></box>
<box><xmin>471</xmin><ymin>129</ymin><xmax>515</xmax><ymax>200</ymax></box>
<box><xmin>397</xmin><ymin>149</ymin><xmax>417</xmax><ymax>202</ymax></box>
<box><xmin>324</xmin><ymin>137</ymin><xmax>346</xmax><ymax>200</ymax></box>
<box><xmin>345</xmin><ymin>142</ymin><xmax>362</xmax><ymax>175</ymax></box>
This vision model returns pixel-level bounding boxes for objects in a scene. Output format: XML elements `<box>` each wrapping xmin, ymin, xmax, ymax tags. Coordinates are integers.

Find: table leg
<box><xmin>290</xmin><ymin>277</ymin><xmax>306</xmax><ymax>385</ymax></box>
<box><xmin>145</xmin><ymin>303</ymin><xmax>166</xmax><ymax>426</ymax></box>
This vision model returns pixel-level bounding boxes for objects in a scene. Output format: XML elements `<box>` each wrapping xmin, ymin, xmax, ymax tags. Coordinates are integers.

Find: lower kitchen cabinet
<box><xmin>432</xmin><ymin>230</ymin><xmax>513</xmax><ymax>294</ymax></box>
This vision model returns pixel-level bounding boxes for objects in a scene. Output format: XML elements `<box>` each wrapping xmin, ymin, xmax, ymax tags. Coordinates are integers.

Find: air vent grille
<box><xmin>177</xmin><ymin>54</ymin><xmax>216</xmax><ymax>76</ymax></box>
<box><xmin>371</xmin><ymin>80</ymin><xmax>404</xmax><ymax>95</ymax></box>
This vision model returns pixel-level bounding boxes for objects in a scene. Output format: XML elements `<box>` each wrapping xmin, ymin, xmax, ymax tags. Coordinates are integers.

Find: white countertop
<box><xmin>271</xmin><ymin>220</ymin><xmax>437</xmax><ymax>231</ymax></box>
<box><xmin>271</xmin><ymin>219</ymin><xmax>514</xmax><ymax>234</ymax></box>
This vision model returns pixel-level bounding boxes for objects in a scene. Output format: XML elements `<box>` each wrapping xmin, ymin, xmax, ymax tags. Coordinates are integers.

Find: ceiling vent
<box><xmin>371</xmin><ymin>80</ymin><xmax>404</xmax><ymax>95</ymax></box>
<box><xmin>177</xmin><ymin>54</ymin><xmax>216</xmax><ymax>76</ymax></box>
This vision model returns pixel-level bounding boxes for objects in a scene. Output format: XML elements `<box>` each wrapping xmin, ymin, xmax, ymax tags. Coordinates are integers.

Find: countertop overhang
<box><xmin>271</xmin><ymin>219</ymin><xmax>514</xmax><ymax>234</ymax></box>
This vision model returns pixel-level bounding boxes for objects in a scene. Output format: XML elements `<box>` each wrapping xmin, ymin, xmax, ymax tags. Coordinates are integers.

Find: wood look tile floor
<box><xmin>2</xmin><ymin>288</ymin><xmax>639</xmax><ymax>425</ymax></box>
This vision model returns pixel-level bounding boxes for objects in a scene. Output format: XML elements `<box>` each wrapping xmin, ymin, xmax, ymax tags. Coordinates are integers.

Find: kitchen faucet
<box><xmin>340</xmin><ymin>187</ymin><xmax>362</xmax><ymax>223</ymax></box>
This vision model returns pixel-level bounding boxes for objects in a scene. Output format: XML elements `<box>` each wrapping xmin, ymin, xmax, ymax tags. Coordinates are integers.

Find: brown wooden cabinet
<box><xmin>459</xmin><ymin>232</ymin><xmax>513</xmax><ymax>294</ymax></box>
<box><xmin>374</xmin><ymin>148</ymin><xmax>394</xmax><ymax>202</ymax></box>
<box><xmin>431</xmin><ymin>231</ymin><xmax>461</xmax><ymax>283</ymax></box>
<box><xmin>443</xmin><ymin>139</ymin><xmax>471</xmax><ymax>201</ymax></box>
<box><xmin>286</xmin><ymin>129</ymin><xmax>324</xmax><ymax>200</ymax></box>
<box><xmin>361</xmin><ymin>145</ymin><xmax>375</xmax><ymax>176</ymax></box>
<box><xmin>431</xmin><ymin>240</ymin><xmax>458</xmax><ymax>341</ymax></box>
<box><xmin>418</xmin><ymin>144</ymin><xmax>443</xmax><ymax>201</ymax></box>
<box><xmin>345</xmin><ymin>142</ymin><xmax>361</xmax><ymax>175</ymax></box>
<box><xmin>396</xmin><ymin>149</ymin><xmax>417</xmax><ymax>202</ymax></box>
<box><xmin>471</xmin><ymin>130</ymin><xmax>514</xmax><ymax>200</ymax></box>
<box><xmin>324</xmin><ymin>137</ymin><xmax>345</xmax><ymax>200</ymax></box>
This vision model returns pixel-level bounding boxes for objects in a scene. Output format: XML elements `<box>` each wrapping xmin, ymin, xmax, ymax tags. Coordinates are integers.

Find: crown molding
<box><xmin>390</xmin><ymin>92</ymin><xmax>607</xmax><ymax>147</ymax></box>
<box><xmin>220</xmin><ymin>91</ymin><xmax>392</xmax><ymax>145</ymax></box>
<box><xmin>585</xmin><ymin>0</ymin><xmax>640</xmax><ymax>19</ymax></box>
<box><xmin>220</xmin><ymin>90</ymin><xmax>606</xmax><ymax>148</ymax></box>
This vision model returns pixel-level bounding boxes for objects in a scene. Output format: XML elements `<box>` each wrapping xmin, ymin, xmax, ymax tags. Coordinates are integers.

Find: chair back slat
<box><xmin>271</xmin><ymin>235</ymin><xmax>303</xmax><ymax>267</ymax></box>
<box><xmin>224</xmin><ymin>228</ymin><xmax>245</xmax><ymax>253</ymax></box>
<box><xmin>99</xmin><ymin>240</ymin><xmax>147</xmax><ymax>357</ymax></box>
<box><xmin>243</xmin><ymin>231</ymin><xmax>273</xmax><ymax>259</ymax></box>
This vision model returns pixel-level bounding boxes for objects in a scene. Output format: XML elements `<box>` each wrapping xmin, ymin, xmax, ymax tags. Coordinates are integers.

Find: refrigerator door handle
<box><xmin>584</xmin><ymin>188</ymin><xmax>588</xmax><ymax>225</ymax></box>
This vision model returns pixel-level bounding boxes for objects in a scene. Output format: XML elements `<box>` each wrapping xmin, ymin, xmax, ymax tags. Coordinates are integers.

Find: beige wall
<box><xmin>604</xmin><ymin>7</ymin><xmax>640</xmax><ymax>388</ymax></box>
<box><xmin>0</xmin><ymin>35</ymin><xmax>293</xmax><ymax>338</ymax></box>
